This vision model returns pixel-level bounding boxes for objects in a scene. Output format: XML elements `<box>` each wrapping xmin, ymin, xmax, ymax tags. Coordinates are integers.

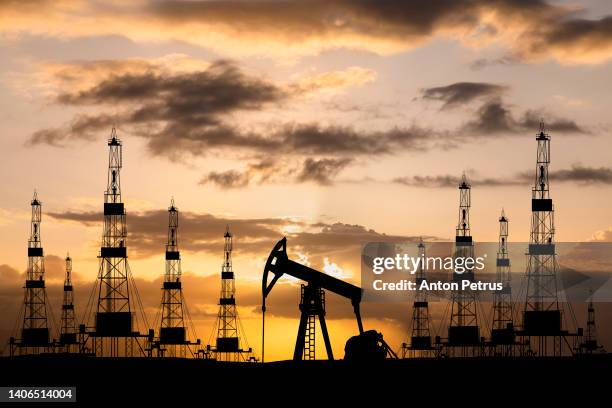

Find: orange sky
<box><xmin>2</xmin><ymin>0</ymin><xmax>612</xmax><ymax>360</ymax></box>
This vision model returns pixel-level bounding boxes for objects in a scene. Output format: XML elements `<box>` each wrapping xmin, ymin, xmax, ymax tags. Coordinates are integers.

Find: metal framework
<box><xmin>401</xmin><ymin>239</ymin><xmax>435</xmax><ymax>358</ymax></box>
<box><xmin>153</xmin><ymin>199</ymin><xmax>199</xmax><ymax>357</ymax></box>
<box><xmin>87</xmin><ymin>128</ymin><xmax>147</xmax><ymax>357</ymax></box>
<box><xmin>490</xmin><ymin>210</ymin><xmax>515</xmax><ymax>356</ymax></box>
<box><xmin>59</xmin><ymin>254</ymin><xmax>78</xmax><ymax>351</ymax></box>
<box><xmin>212</xmin><ymin>226</ymin><xmax>252</xmax><ymax>361</ymax></box>
<box><xmin>11</xmin><ymin>192</ymin><xmax>51</xmax><ymax>355</ymax></box>
<box><xmin>520</xmin><ymin>122</ymin><xmax>580</xmax><ymax>356</ymax></box>
<box><xmin>445</xmin><ymin>174</ymin><xmax>481</xmax><ymax>356</ymax></box>
<box><xmin>577</xmin><ymin>291</ymin><xmax>604</xmax><ymax>354</ymax></box>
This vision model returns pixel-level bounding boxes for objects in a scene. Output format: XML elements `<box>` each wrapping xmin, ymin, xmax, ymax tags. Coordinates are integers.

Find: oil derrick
<box><xmin>153</xmin><ymin>199</ymin><xmax>199</xmax><ymax>357</ymax></box>
<box><xmin>489</xmin><ymin>210</ymin><xmax>515</xmax><ymax>356</ymax></box>
<box><xmin>401</xmin><ymin>239</ymin><xmax>435</xmax><ymax>358</ymax></box>
<box><xmin>210</xmin><ymin>226</ymin><xmax>253</xmax><ymax>361</ymax></box>
<box><xmin>444</xmin><ymin>174</ymin><xmax>482</xmax><ymax>356</ymax></box>
<box><xmin>85</xmin><ymin>128</ymin><xmax>149</xmax><ymax>357</ymax></box>
<box><xmin>577</xmin><ymin>291</ymin><xmax>604</xmax><ymax>354</ymax></box>
<box><xmin>519</xmin><ymin>122</ymin><xmax>581</xmax><ymax>356</ymax></box>
<box><xmin>59</xmin><ymin>253</ymin><xmax>78</xmax><ymax>351</ymax></box>
<box><xmin>10</xmin><ymin>192</ymin><xmax>52</xmax><ymax>355</ymax></box>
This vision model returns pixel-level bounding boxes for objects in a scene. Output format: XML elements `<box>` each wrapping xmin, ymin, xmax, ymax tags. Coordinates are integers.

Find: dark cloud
<box><xmin>297</xmin><ymin>158</ymin><xmax>352</xmax><ymax>185</ymax></box>
<box><xmin>201</xmin><ymin>156</ymin><xmax>354</xmax><ymax>188</ymax></box>
<box><xmin>46</xmin><ymin>210</ymin><xmax>422</xmax><ymax>266</ymax></box>
<box><xmin>463</xmin><ymin>99</ymin><xmax>587</xmax><ymax>136</ymax></box>
<box><xmin>28</xmin><ymin>61</ymin><xmax>287</xmax><ymax>150</ymax></box>
<box><xmin>462</xmin><ymin>99</ymin><xmax>516</xmax><ymax>134</ymax></box>
<box><xmin>470</xmin><ymin>55</ymin><xmax>518</xmax><ymax>70</ymax></box>
<box><xmin>146</xmin><ymin>0</ymin><xmax>555</xmax><ymax>48</ymax></box>
<box><xmin>29</xmin><ymin>59</ymin><xmax>436</xmax><ymax>161</ymax></box>
<box><xmin>48</xmin><ymin>209</ymin><xmax>286</xmax><ymax>258</ymax></box>
<box><xmin>520</xmin><ymin>110</ymin><xmax>586</xmax><ymax>133</ymax></box>
<box><xmin>146</xmin><ymin>0</ymin><xmax>612</xmax><ymax>64</ymax></box>
<box><xmin>199</xmin><ymin>158</ymin><xmax>282</xmax><ymax>189</ymax></box>
<box><xmin>394</xmin><ymin>165</ymin><xmax>612</xmax><ymax>188</ymax></box>
<box><xmin>393</xmin><ymin>174</ymin><xmax>525</xmax><ymax>188</ymax></box>
<box><xmin>4</xmin><ymin>0</ymin><xmax>612</xmax><ymax>64</ymax></box>
<box><xmin>200</xmin><ymin>170</ymin><xmax>250</xmax><ymax>189</ymax></box>
<box><xmin>56</xmin><ymin>60</ymin><xmax>284</xmax><ymax>107</ymax></box>
<box><xmin>522</xmin><ymin>15</ymin><xmax>612</xmax><ymax>63</ymax></box>
<box><xmin>549</xmin><ymin>165</ymin><xmax>612</xmax><ymax>185</ymax></box>
<box><xmin>420</xmin><ymin>82</ymin><xmax>507</xmax><ymax>109</ymax></box>
<box><xmin>279</xmin><ymin>123</ymin><xmax>432</xmax><ymax>155</ymax></box>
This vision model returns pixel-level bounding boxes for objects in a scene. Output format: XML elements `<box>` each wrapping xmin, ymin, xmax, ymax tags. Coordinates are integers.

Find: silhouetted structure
<box><xmin>82</xmin><ymin>128</ymin><xmax>150</xmax><ymax>356</ymax></box>
<box><xmin>262</xmin><ymin>237</ymin><xmax>396</xmax><ymax>361</ymax></box>
<box><xmin>401</xmin><ymin>239</ymin><xmax>436</xmax><ymax>358</ymax></box>
<box><xmin>10</xmin><ymin>192</ymin><xmax>52</xmax><ymax>355</ymax></box>
<box><xmin>59</xmin><ymin>253</ymin><xmax>78</xmax><ymax>351</ymax></box>
<box><xmin>577</xmin><ymin>291</ymin><xmax>604</xmax><ymax>354</ymax></box>
<box><xmin>151</xmin><ymin>199</ymin><xmax>199</xmax><ymax>357</ymax></box>
<box><xmin>489</xmin><ymin>210</ymin><xmax>515</xmax><ymax>356</ymax></box>
<box><xmin>440</xmin><ymin>174</ymin><xmax>482</xmax><ymax>356</ymax></box>
<box><xmin>209</xmin><ymin>226</ymin><xmax>252</xmax><ymax>361</ymax></box>
<box><xmin>518</xmin><ymin>123</ymin><xmax>581</xmax><ymax>356</ymax></box>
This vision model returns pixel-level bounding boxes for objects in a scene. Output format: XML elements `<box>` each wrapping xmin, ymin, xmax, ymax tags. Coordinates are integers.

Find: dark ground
<box><xmin>0</xmin><ymin>354</ymin><xmax>610</xmax><ymax>406</ymax></box>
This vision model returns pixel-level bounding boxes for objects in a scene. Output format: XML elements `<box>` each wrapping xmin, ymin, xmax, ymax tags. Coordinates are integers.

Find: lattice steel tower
<box><xmin>91</xmin><ymin>128</ymin><xmax>141</xmax><ymax>356</ymax></box>
<box><xmin>18</xmin><ymin>191</ymin><xmax>50</xmax><ymax>352</ymax></box>
<box><xmin>490</xmin><ymin>210</ymin><xmax>515</xmax><ymax>355</ymax></box>
<box><xmin>447</xmin><ymin>174</ymin><xmax>481</xmax><ymax>355</ymax></box>
<box><xmin>402</xmin><ymin>239</ymin><xmax>434</xmax><ymax>358</ymax></box>
<box><xmin>578</xmin><ymin>291</ymin><xmax>604</xmax><ymax>354</ymax></box>
<box><xmin>213</xmin><ymin>226</ymin><xmax>252</xmax><ymax>361</ymax></box>
<box><xmin>521</xmin><ymin>122</ymin><xmax>565</xmax><ymax>356</ymax></box>
<box><xmin>59</xmin><ymin>253</ymin><xmax>78</xmax><ymax>350</ymax></box>
<box><xmin>156</xmin><ymin>199</ymin><xmax>198</xmax><ymax>357</ymax></box>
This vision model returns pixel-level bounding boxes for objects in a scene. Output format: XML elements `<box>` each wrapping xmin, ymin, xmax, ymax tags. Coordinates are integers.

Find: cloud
<box><xmin>278</xmin><ymin>123</ymin><xmax>432</xmax><ymax>155</ymax></box>
<box><xmin>548</xmin><ymin>165</ymin><xmax>612</xmax><ymax>184</ymax></box>
<box><xmin>28</xmin><ymin>59</ymin><xmax>434</xmax><ymax>162</ymax></box>
<box><xmin>393</xmin><ymin>174</ymin><xmax>524</xmax><ymax>188</ymax></box>
<box><xmin>394</xmin><ymin>165</ymin><xmax>612</xmax><ymax>188</ymax></box>
<box><xmin>462</xmin><ymin>99</ymin><xmax>517</xmax><ymax>134</ymax></box>
<box><xmin>521</xmin><ymin>15</ymin><xmax>612</xmax><ymax>64</ymax></box>
<box><xmin>470</xmin><ymin>55</ymin><xmax>518</xmax><ymax>70</ymax></box>
<box><xmin>46</xmin><ymin>209</ymin><xmax>422</xmax><ymax>265</ymax></box>
<box><xmin>28</xmin><ymin>60</ymin><xmax>286</xmax><ymax>148</ymax></box>
<box><xmin>417</xmin><ymin>81</ymin><xmax>587</xmax><ymax>136</ymax></box>
<box><xmin>200</xmin><ymin>170</ymin><xmax>250</xmax><ymax>190</ymax></box>
<box><xmin>201</xmin><ymin>157</ymin><xmax>353</xmax><ymax>188</ymax></box>
<box><xmin>462</xmin><ymin>99</ymin><xmax>587</xmax><ymax>136</ymax></box>
<box><xmin>519</xmin><ymin>110</ymin><xmax>586</xmax><ymax>133</ymax></box>
<box><xmin>297</xmin><ymin>158</ymin><xmax>353</xmax><ymax>185</ymax></box>
<box><xmin>420</xmin><ymin>82</ymin><xmax>507</xmax><ymax>109</ymax></box>
<box><xmin>48</xmin><ymin>209</ymin><xmax>288</xmax><ymax>258</ymax></box>
<box><xmin>292</xmin><ymin>67</ymin><xmax>377</xmax><ymax>93</ymax></box>
<box><xmin>3</xmin><ymin>1</ymin><xmax>612</xmax><ymax>63</ymax></box>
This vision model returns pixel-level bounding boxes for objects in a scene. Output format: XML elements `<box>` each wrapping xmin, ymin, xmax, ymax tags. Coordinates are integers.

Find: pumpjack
<box><xmin>262</xmin><ymin>237</ymin><xmax>396</xmax><ymax>361</ymax></box>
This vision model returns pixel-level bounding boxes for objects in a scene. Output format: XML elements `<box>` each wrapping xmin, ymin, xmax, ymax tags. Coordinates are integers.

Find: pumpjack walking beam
<box><xmin>262</xmin><ymin>237</ymin><xmax>364</xmax><ymax>361</ymax></box>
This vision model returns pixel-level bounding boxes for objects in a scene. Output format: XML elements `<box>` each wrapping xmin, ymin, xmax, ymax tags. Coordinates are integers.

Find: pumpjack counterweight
<box><xmin>10</xmin><ymin>192</ymin><xmax>52</xmax><ymax>355</ymax></box>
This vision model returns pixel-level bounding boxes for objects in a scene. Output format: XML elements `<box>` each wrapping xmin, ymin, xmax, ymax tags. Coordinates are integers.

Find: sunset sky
<box><xmin>2</xmin><ymin>0</ymin><xmax>612</xmax><ymax>360</ymax></box>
